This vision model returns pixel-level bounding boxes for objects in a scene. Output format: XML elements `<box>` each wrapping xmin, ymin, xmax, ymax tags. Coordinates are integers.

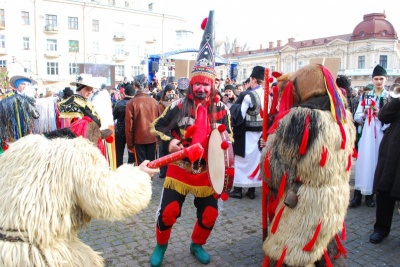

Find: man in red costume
<box><xmin>150</xmin><ymin>10</ymin><xmax>231</xmax><ymax>267</ymax></box>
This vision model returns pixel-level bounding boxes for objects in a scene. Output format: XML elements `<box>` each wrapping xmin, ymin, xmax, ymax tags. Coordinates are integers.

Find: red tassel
<box><xmin>271</xmin><ymin>205</ymin><xmax>285</xmax><ymax>234</ymax></box>
<box><xmin>346</xmin><ymin>154</ymin><xmax>352</xmax><ymax>172</ymax></box>
<box><xmin>276</xmin><ymin>245</ymin><xmax>287</xmax><ymax>267</ymax></box>
<box><xmin>220</xmin><ymin>141</ymin><xmax>229</xmax><ymax>150</ymax></box>
<box><xmin>213</xmin><ymin>193</ymin><xmax>219</xmax><ymax>200</ymax></box>
<box><xmin>320</xmin><ymin>146</ymin><xmax>328</xmax><ymax>167</ymax></box>
<box><xmin>278</xmin><ymin>172</ymin><xmax>287</xmax><ymax>199</ymax></box>
<box><xmin>341</xmin><ymin>221</ymin><xmax>346</xmax><ymax>241</ymax></box>
<box><xmin>226</xmin><ymin>167</ymin><xmax>234</xmax><ymax>177</ymax></box>
<box><xmin>339</xmin><ymin>123</ymin><xmax>346</xmax><ymax>149</ymax></box>
<box><xmin>299</xmin><ymin>114</ymin><xmax>310</xmax><ymax>155</ymax></box>
<box><xmin>264</xmin><ymin>150</ymin><xmax>271</xmax><ymax>179</ymax></box>
<box><xmin>334</xmin><ymin>234</ymin><xmax>348</xmax><ymax>258</ymax></box>
<box><xmin>105</xmin><ymin>135</ymin><xmax>114</xmax><ymax>143</ymax></box>
<box><xmin>352</xmin><ymin>147</ymin><xmax>358</xmax><ymax>159</ymax></box>
<box><xmin>302</xmin><ymin>219</ymin><xmax>322</xmax><ymax>251</ymax></box>
<box><xmin>262</xmin><ymin>255</ymin><xmax>269</xmax><ymax>267</ymax></box>
<box><xmin>324</xmin><ymin>249</ymin><xmax>333</xmax><ymax>267</ymax></box>
<box><xmin>248</xmin><ymin>164</ymin><xmax>260</xmax><ymax>180</ymax></box>
<box><xmin>214</xmin><ymin>95</ymin><xmax>220</xmax><ymax>103</ymax></box>
<box><xmin>201</xmin><ymin>18</ymin><xmax>208</xmax><ymax>30</ymax></box>
<box><xmin>217</xmin><ymin>124</ymin><xmax>226</xmax><ymax>133</ymax></box>
<box><xmin>220</xmin><ymin>192</ymin><xmax>229</xmax><ymax>201</ymax></box>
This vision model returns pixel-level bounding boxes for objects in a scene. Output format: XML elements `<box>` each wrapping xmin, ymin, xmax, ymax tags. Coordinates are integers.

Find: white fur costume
<box><xmin>0</xmin><ymin>134</ymin><xmax>152</xmax><ymax>266</ymax></box>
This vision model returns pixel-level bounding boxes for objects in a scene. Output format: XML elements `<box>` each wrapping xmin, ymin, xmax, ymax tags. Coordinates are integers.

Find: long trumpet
<box><xmin>388</xmin><ymin>83</ymin><xmax>400</xmax><ymax>98</ymax></box>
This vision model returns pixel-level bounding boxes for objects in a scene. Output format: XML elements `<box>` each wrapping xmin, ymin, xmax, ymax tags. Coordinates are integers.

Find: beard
<box><xmin>194</xmin><ymin>92</ymin><xmax>208</xmax><ymax>100</ymax></box>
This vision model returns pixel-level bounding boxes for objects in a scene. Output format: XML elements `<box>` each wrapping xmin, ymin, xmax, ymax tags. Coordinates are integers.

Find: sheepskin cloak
<box><xmin>0</xmin><ymin>134</ymin><xmax>152</xmax><ymax>266</ymax></box>
<box><xmin>261</xmin><ymin>108</ymin><xmax>356</xmax><ymax>266</ymax></box>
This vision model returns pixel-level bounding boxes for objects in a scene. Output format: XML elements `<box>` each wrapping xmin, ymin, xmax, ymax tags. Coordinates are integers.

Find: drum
<box><xmin>207</xmin><ymin>128</ymin><xmax>234</xmax><ymax>195</ymax></box>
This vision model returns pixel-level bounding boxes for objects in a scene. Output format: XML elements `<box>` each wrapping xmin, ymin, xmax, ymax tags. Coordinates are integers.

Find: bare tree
<box><xmin>222</xmin><ymin>37</ymin><xmax>250</xmax><ymax>54</ymax></box>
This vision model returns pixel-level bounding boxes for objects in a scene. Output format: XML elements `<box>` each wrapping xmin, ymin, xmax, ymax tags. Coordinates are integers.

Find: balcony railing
<box><xmin>113</xmin><ymin>54</ymin><xmax>126</xmax><ymax>61</ymax></box>
<box><xmin>44</xmin><ymin>51</ymin><xmax>60</xmax><ymax>58</ymax></box>
<box><xmin>344</xmin><ymin>68</ymin><xmax>400</xmax><ymax>76</ymax></box>
<box><xmin>44</xmin><ymin>24</ymin><xmax>59</xmax><ymax>33</ymax></box>
<box><xmin>0</xmin><ymin>23</ymin><xmax>5</xmax><ymax>30</ymax></box>
<box><xmin>0</xmin><ymin>48</ymin><xmax>6</xmax><ymax>55</ymax></box>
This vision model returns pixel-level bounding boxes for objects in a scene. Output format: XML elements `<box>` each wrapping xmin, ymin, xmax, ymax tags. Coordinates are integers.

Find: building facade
<box><xmin>219</xmin><ymin>13</ymin><xmax>400</xmax><ymax>88</ymax></box>
<box><xmin>0</xmin><ymin>0</ymin><xmax>193</xmax><ymax>92</ymax></box>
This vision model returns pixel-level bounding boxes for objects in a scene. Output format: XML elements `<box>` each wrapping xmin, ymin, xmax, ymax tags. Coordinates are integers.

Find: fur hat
<box><xmin>10</xmin><ymin>75</ymin><xmax>37</xmax><ymax>89</ymax></box>
<box><xmin>190</xmin><ymin>10</ymin><xmax>217</xmax><ymax>86</ymax></box>
<box><xmin>164</xmin><ymin>84</ymin><xmax>175</xmax><ymax>92</ymax></box>
<box><xmin>372</xmin><ymin>64</ymin><xmax>387</xmax><ymax>77</ymax></box>
<box><xmin>250</xmin><ymin>66</ymin><xmax>265</xmax><ymax>81</ymax></box>
<box><xmin>224</xmin><ymin>84</ymin><xmax>234</xmax><ymax>91</ymax></box>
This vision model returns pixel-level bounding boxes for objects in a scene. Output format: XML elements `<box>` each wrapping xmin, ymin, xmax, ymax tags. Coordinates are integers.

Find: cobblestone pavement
<box><xmin>80</xmin><ymin>164</ymin><xmax>400</xmax><ymax>267</ymax></box>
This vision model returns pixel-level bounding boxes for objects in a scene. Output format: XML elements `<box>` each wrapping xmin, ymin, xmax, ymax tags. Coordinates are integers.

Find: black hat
<box><xmin>167</xmin><ymin>76</ymin><xmax>177</xmax><ymax>84</ymax></box>
<box><xmin>224</xmin><ymin>84</ymin><xmax>234</xmax><ymax>91</ymax></box>
<box><xmin>164</xmin><ymin>84</ymin><xmax>175</xmax><ymax>92</ymax></box>
<box><xmin>190</xmin><ymin>10</ymin><xmax>216</xmax><ymax>86</ymax></box>
<box><xmin>243</xmin><ymin>78</ymin><xmax>250</xmax><ymax>84</ymax></box>
<box><xmin>125</xmin><ymin>84</ymin><xmax>135</xmax><ymax>96</ymax></box>
<box><xmin>63</xmin><ymin>87</ymin><xmax>73</xmax><ymax>98</ymax></box>
<box><xmin>372</xmin><ymin>64</ymin><xmax>387</xmax><ymax>77</ymax></box>
<box><xmin>250</xmin><ymin>66</ymin><xmax>265</xmax><ymax>81</ymax></box>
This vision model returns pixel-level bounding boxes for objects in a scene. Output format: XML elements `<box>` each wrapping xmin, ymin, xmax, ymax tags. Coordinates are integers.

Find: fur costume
<box><xmin>261</xmin><ymin>64</ymin><xmax>356</xmax><ymax>266</ymax></box>
<box><xmin>0</xmin><ymin>134</ymin><xmax>152</xmax><ymax>266</ymax></box>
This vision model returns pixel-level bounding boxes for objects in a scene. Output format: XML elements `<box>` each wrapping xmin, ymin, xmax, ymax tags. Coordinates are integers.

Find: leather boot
<box><xmin>365</xmin><ymin>194</ymin><xmax>376</xmax><ymax>207</ymax></box>
<box><xmin>349</xmin><ymin>189</ymin><xmax>362</xmax><ymax>208</ymax></box>
<box><xmin>150</xmin><ymin>243</ymin><xmax>168</xmax><ymax>267</ymax></box>
<box><xmin>190</xmin><ymin>242</ymin><xmax>210</xmax><ymax>264</ymax></box>
<box><xmin>245</xmin><ymin>187</ymin><xmax>256</xmax><ymax>199</ymax></box>
<box><xmin>229</xmin><ymin>187</ymin><xmax>242</xmax><ymax>199</ymax></box>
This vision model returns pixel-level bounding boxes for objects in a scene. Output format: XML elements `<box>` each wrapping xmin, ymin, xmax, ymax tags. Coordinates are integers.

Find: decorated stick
<box><xmin>262</xmin><ymin>67</ymin><xmax>271</xmax><ymax>241</ymax></box>
<box><xmin>147</xmin><ymin>143</ymin><xmax>204</xmax><ymax>168</ymax></box>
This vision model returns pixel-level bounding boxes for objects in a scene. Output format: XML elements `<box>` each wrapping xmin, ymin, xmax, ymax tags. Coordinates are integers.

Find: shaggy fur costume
<box><xmin>0</xmin><ymin>134</ymin><xmax>152</xmax><ymax>266</ymax></box>
<box><xmin>261</xmin><ymin>64</ymin><xmax>356</xmax><ymax>266</ymax></box>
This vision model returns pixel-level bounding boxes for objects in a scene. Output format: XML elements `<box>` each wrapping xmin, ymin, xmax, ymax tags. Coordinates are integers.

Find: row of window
<box><xmin>0</xmin><ymin>60</ymin><xmax>127</xmax><ymax>77</ymax></box>
<box><xmin>0</xmin><ymin>9</ymin><xmax>100</xmax><ymax>31</ymax></box>
<box><xmin>358</xmin><ymin>55</ymin><xmax>387</xmax><ymax>69</ymax></box>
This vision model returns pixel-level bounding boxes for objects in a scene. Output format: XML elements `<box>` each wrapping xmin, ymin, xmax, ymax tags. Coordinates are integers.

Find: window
<box><xmin>68</xmin><ymin>17</ymin><xmax>78</xmax><ymax>30</ymax></box>
<box><xmin>69</xmin><ymin>40</ymin><xmax>79</xmax><ymax>52</ymax></box>
<box><xmin>21</xmin><ymin>11</ymin><xmax>29</xmax><ymax>25</ymax></box>
<box><xmin>92</xmin><ymin>19</ymin><xmax>99</xmax><ymax>32</ymax></box>
<box><xmin>115</xmin><ymin>44</ymin><xmax>124</xmax><ymax>55</ymax></box>
<box><xmin>271</xmin><ymin>66</ymin><xmax>276</xmax><ymax>72</ymax></box>
<box><xmin>46</xmin><ymin>39</ymin><xmax>57</xmax><ymax>51</ymax></box>
<box><xmin>379</xmin><ymin>55</ymin><xmax>387</xmax><ymax>69</ymax></box>
<box><xmin>285</xmin><ymin>62</ymin><xmax>291</xmax><ymax>73</ymax></box>
<box><xmin>47</xmin><ymin>62</ymin><xmax>58</xmax><ymax>75</ymax></box>
<box><xmin>0</xmin><ymin>60</ymin><xmax>6</xmax><ymax>67</ymax></box>
<box><xmin>115</xmin><ymin>65</ymin><xmax>125</xmax><ymax>76</ymax></box>
<box><xmin>45</xmin><ymin>14</ymin><xmax>57</xmax><ymax>26</ymax></box>
<box><xmin>0</xmin><ymin>35</ymin><xmax>5</xmax><ymax>48</ymax></box>
<box><xmin>176</xmin><ymin>30</ymin><xmax>192</xmax><ymax>41</ymax></box>
<box><xmin>131</xmin><ymin>66</ymin><xmax>140</xmax><ymax>76</ymax></box>
<box><xmin>298</xmin><ymin>61</ymin><xmax>303</xmax><ymax>69</ymax></box>
<box><xmin>108</xmin><ymin>0</ymin><xmax>116</xmax><ymax>5</ymax></box>
<box><xmin>23</xmin><ymin>62</ymin><xmax>31</xmax><ymax>73</ymax></box>
<box><xmin>23</xmin><ymin>37</ymin><xmax>30</xmax><ymax>50</ymax></box>
<box><xmin>92</xmin><ymin>41</ymin><xmax>99</xmax><ymax>54</ymax></box>
<box><xmin>0</xmin><ymin>9</ymin><xmax>4</xmax><ymax>27</ymax></box>
<box><xmin>358</xmin><ymin>55</ymin><xmax>365</xmax><ymax>69</ymax></box>
<box><xmin>69</xmin><ymin>63</ymin><xmax>79</xmax><ymax>75</ymax></box>
<box><xmin>243</xmin><ymin>69</ymin><xmax>247</xmax><ymax>80</ymax></box>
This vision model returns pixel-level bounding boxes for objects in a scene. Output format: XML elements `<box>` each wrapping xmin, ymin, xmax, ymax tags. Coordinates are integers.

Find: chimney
<box><xmin>269</xmin><ymin>41</ymin><xmax>274</xmax><ymax>49</ymax></box>
<box><xmin>234</xmin><ymin>47</ymin><xmax>240</xmax><ymax>54</ymax></box>
<box><xmin>260</xmin><ymin>44</ymin><xmax>263</xmax><ymax>50</ymax></box>
<box><xmin>277</xmin><ymin>40</ymin><xmax>282</xmax><ymax>47</ymax></box>
<box><xmin>288</xmin><ymin>37</ymin><xmax>295</xmax><ymax>43</ymax></box>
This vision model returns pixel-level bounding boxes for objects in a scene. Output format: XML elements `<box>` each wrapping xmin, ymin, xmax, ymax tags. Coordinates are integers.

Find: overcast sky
<box><xmin>154</xmin><ymin>0</ymin><xmax>400</xmax><ymax>50</ymax></box>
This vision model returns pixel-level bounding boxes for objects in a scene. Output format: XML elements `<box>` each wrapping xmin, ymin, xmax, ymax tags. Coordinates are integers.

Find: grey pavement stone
<box><xmin>79</xmin><ymin>160</ymin><xmax>400</xmax><ymax>266</ymax></box>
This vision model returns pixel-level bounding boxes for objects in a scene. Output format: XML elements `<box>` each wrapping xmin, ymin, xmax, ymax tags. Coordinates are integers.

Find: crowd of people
<box><xmin>1</xmin><ymin>9</ymin><xmax>400</xmax><ymax>267</ymax></box>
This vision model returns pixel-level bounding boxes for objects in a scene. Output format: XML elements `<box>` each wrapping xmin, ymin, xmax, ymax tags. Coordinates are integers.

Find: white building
<box><xmin>0</xmin><ymin>0</ymin><xmax>193</xmax><ymax>92</ymax></box>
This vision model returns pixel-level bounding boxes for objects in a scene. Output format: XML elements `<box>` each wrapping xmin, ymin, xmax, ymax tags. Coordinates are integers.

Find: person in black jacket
<box><xmin>113</xmin><ymin>84</ymin><xmax>135</xmax><ymax>167</ymax></box>
<box><xmin>369</xmin><ymin>84</ymin><xmax>400</xmax><ymax>244</ymax></box>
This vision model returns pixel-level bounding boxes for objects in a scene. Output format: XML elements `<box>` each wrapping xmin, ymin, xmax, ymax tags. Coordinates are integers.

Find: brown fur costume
<box><xmin>261</xmin><ymin>64</ymin><xmax>356</xmax><ymax>266</ymax></box>
<box><xmin>0</xmin><ymin>134</ymin><xmax>152</xmax><ymax>266</ymax></box>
